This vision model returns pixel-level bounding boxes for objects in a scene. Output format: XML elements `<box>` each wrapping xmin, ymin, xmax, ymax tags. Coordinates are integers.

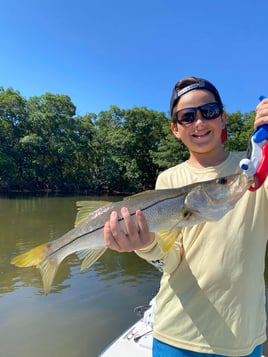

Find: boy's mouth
<box><xmin>192</xmin><ymin>130</ymin><xmax>211</xmax><ymax>138</ymax></box>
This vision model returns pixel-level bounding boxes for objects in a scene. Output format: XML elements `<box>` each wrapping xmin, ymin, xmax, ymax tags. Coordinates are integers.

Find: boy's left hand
<box><xmin>255</xmin><ymin>98</ymin><xmax>268</xmax><ymax>128</ymax></box>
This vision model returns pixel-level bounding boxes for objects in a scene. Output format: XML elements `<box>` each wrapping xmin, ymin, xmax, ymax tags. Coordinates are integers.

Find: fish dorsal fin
<box><xmin>75</xmin><ymin>201</ymin><xmax>111</xmax><ymax>227</ymax></box>
<box><xmin>123</xmin><ymin>190</ymin><xmax>155</xmax><ymax>201</ymax></box>
<box><xmin>156</xmin><ymin>227</ymin><xmax>182</xmax><ymax>254</ymax></box>
<box><xmin>77</xmin><ymin>248</ymin><xmax>107</xmax><ymax>270</ymax></box>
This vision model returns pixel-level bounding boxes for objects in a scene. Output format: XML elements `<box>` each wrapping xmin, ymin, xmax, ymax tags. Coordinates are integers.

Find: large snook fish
<box><xmin>11</xmin><ymin>172</ymin><xmax>252</xmax><ymax>294</ymax></box>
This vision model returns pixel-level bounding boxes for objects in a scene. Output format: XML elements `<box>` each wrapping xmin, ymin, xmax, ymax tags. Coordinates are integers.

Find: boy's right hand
<box><xmin>103</xmin><ymin>207</ymin><xmax>155</xmax><ymax>252</ymax></box>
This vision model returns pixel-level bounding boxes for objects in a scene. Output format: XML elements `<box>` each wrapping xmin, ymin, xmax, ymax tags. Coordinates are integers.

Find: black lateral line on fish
<box><xmin>48</xmin><ymin>193</ymin><xmax>186</xmax><ymax>258</ymax></box>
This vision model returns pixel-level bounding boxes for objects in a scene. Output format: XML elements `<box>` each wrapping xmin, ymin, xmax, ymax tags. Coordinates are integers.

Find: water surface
<box><xmin>0</xmin><ymin>195</ymin><xmax>267</xmax><ymax>356</ymax></box>
<box><xmin>0</xmin><ymin>195</ymin><xmax>160</xmax><ymax>357</ymax></box>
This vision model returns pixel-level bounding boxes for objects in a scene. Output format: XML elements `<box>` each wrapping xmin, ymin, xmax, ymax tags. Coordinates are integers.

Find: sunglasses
<box><xmin>173</xmin><ymin>102</ymin><xmax>223</xmax><ymax>126</ymax></box>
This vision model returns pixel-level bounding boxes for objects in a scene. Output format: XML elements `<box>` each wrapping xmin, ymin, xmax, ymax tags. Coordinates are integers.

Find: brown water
<box><xmin>0</xmin><ymin>195</ymin><xmax>267</xmax><ymax>356</ymax></box>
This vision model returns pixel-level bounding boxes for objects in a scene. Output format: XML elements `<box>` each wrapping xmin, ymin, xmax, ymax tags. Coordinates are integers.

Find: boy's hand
<box><xmin>255</xmin><ymin>98</ymin><xmax>268</xmax><ymax>128</ymax></box>
<box><xmin>103</xmin><ymin>207</ymin><xmax>155</xmax><ymax>252</ymax></box>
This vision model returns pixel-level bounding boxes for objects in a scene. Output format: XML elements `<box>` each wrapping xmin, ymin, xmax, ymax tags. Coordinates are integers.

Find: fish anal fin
<box><xmin>78</xmin><ymin>248</ymin><xmax>107</xmax><ymax>271</ymax></box>
<box><xmin>156</xmin><ymin>228</ymin><xmax>182</xmax><ymax>254</ymax></box>
<box><xmin>11</xmin><ymin>243</ymin><xmax>49</xmax><ymax>267</ymax></box>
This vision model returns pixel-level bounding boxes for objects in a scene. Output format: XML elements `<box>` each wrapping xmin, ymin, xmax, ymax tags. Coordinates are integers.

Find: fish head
<box><xmin>184</xmin><ymin>173</ymin><xmax>252</xmax><ymax>222</ymax></box>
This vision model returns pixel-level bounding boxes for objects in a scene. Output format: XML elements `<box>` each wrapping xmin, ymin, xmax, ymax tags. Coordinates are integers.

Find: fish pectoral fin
<box><xmin>75</xmin><ymin>201</ymin><xmax>111</xmax><ymax>227</ymax></box>
<box><xmin>156</xmin><ymin>228</ymin><xmax>182</xmax><ymax>254</ymax></box>
<box><xmin>11</xmin><ymin>243</ymin><xmax>49</xmax><ymax>267</ymax></box>
<box><xmin>77</xmin><ymin>248</ymin><xmax>107</xmax><ymax>270</ymax></box>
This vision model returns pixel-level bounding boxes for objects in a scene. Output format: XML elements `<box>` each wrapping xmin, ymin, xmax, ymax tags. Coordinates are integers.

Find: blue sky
<box><xmin>1</xmin><ymin>0</ymin><xmax>267</xmax><ymax>116</ymax></box>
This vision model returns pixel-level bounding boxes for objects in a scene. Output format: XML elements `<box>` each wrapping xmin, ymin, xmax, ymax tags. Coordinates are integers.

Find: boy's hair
<box><xmin>169</xmin><ymin>76</ymin><xmax>224</xmax><ymax>117</ymax></box>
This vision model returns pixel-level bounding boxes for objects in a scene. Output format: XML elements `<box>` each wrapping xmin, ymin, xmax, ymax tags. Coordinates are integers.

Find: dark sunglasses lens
<box><xmin>178</xmin><ymin>109</ymin><xmax>196</xmax><ymax>125</ymax></box>
<box><xmin>200</xmin><ymin>104</ymin><xmax>221</xmax><ymax>119</ymax></box>
<box><xmin>175</xmin><ymin>103</ymin><xmax>222</xmax><ymax>125</ymax></box>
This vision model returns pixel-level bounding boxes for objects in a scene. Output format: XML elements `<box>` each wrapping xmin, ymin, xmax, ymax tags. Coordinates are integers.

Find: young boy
<box><xmin>103</xmin><ymin>77</ymin><xmax>268</xmax><ymax>357</ymax></box>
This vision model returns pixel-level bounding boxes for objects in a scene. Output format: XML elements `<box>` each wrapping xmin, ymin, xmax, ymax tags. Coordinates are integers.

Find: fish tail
<box><xmin>11</xmin><ymin>243</ymin><xmax>49</xmax><ymax>267</ymax></box>
<box><xmin>11</xmin><ymin>243</ymin><xmax>58</xmax><ymax>294</ymax></box>
<box><xmin>39</xmin><ymin>257</ymin><xmax>60</xmax><ymax>295</ymax></box>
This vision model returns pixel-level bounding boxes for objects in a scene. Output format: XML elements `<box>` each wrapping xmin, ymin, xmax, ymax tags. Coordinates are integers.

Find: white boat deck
<box><xmin>99</xmin><ymin>297</ymin><xmax>266</xmax><ymax>357</ymax></box>
<box><xmin>99</xmin><ymin>298</ymin><xmax>155</xmax><ymax>357</ymax></box>
<box><xmin>99</xmin><ymin>319</ymin><xmax>153</xmax><ymax>357</ymax></box>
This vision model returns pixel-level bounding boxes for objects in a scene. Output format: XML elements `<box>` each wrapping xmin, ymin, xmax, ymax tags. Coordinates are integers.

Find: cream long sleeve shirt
<box><xmin>136</xmin><ymin>152</ymin><xmax>268</xmax><ymax>356</ymax></box>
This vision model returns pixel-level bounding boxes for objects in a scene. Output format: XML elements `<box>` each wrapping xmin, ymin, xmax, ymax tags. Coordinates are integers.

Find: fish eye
<box><xmin>183</xmin><ymin>209</ymin><xmax>192</xmax><ymax>219</ymax></box>
<box><xmin>216</xmin><ymin>177</ymin><xmax>227</xmax><ymax>185</ymax></box>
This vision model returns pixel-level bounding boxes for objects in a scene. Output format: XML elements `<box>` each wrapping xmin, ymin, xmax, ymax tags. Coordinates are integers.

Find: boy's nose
<box><xmin>195</xmin><ymin>110</ymin><xmax>205</xmax><ymax>122</ymax></box>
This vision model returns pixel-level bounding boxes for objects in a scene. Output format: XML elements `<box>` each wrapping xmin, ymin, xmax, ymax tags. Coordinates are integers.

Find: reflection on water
<box><xmin>0</xmin><ymin>194</ymin><xmax>160</xmax><ymax>357</ymax></box>
<box><xmin>0</xmin><ymin>195</ymin><xmax>267</xmax><ymax>356</ymax></box>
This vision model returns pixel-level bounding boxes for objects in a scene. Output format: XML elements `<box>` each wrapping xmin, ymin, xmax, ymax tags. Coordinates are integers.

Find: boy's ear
<box><xmin>171</xmin><ymin>122</ymin><xmax>181</xmax><ymax>140</ymax></box>
<box><xmin>221</xmin><ymin>111</ymin><xmax>228</xmax><ymax>126</ymax></box>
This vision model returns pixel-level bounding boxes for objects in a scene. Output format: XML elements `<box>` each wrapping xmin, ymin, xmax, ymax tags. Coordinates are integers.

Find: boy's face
<box><xmin>171</xmin><ymin>89</ymin><xmax>227</xmax><ymax>155</ymax></box>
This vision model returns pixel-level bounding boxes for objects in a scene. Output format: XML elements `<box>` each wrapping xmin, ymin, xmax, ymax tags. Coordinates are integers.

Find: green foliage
<box><xmin>0</xmin><ymin>87</ymin><xmax>29</xmax><ymax>187</ymax></box>
<box><xmin>0</xmin><ymin>86</ymin><xmax>259</xmax><ymax>193</ymax></box>
<box><xmin>151</xmin><ymin>119</ymin><xmax>189</xmax><ymax>173</ymax></box>
<box><xmin>224</xmin><ymin>111</ymin><xmax>255</xmax><ymax>152</ymax></box>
